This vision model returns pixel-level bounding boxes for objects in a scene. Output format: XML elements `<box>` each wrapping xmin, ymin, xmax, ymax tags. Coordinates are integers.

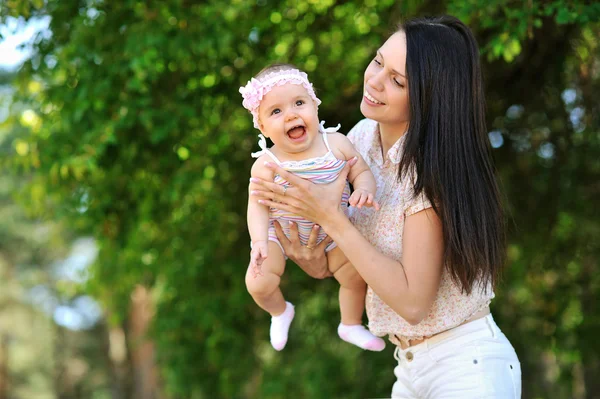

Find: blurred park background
<box><xmin>0</xmin><ymin>0</ymin><xmax>599</xmax><ymax>398</ymax></box>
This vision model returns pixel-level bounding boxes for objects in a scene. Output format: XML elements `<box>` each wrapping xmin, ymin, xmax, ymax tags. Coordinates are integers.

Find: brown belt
<box><xmin>395</xmin><ymin>307</ymin><xmax>491</xmax><ymax>350</ymax></box>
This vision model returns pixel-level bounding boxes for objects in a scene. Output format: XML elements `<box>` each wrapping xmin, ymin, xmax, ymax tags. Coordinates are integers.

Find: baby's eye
<box><xmin>295</xmin><ymin>100</ymin><xmax>304</xmax><ymax>106</ymax></box>
<box><xmin>373</xmin><ymin>58</ymin><xmax>382</xmax><ymax>66</ymax></box>
<box><xmin>271</xmin><ymin>108</ymin><xmax>281</xmax><ymax>115</ymax></box>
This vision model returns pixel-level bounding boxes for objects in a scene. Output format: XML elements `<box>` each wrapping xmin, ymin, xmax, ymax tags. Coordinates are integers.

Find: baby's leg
<box><xmin>245</xmin><ymin>241</ymin><xmax>294</xmax><ymax>350</ymax></box>
<box><xmin>327</xmin><ymin>247</ymin><xmax>366</xmax><ymax>325</ymax></box>
<box><xmin>328</xmin><ymin>247</ymin><xmax>385</xmax><ymax>351</ymax></box>
<box><xmin>245</xmin><ymin>241</ymin><xmax>287</xmax><ymax>315</ymax></box>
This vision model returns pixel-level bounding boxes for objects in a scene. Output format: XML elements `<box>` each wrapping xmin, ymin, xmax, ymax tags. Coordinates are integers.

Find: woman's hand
<box><xmin>249</xmin><ymin>158</ymin><xmax>357</xmax><ymax>231</ymax></box>
<box><xmin>273</xmin><ymin>220</ymin><xmax>333</xmax><ymax>279</ymax></box>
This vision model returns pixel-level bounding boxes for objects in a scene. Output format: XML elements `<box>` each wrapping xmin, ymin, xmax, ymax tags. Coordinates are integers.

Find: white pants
<box><xmin>391</xmin><ymin>314</ymin><xmax>521</xmax><ymax>398</ymax></box>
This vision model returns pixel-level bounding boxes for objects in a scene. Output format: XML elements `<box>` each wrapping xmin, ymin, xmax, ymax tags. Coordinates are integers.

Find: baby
<box><xmin>242</xmin><ymin>64</ymin><xmax>385</xmax><ymax>352</ymax></box>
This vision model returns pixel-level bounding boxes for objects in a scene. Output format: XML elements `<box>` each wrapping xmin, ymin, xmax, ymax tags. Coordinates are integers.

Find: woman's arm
<box><xmin>325</xmin><ymin>207</ymin><xmax>443</xmax><ymax>325</ymax></box>
<box><xmin>251</xmin><ymin>160</ymin><xmax>444</xmax><ymax>325</ymax></box>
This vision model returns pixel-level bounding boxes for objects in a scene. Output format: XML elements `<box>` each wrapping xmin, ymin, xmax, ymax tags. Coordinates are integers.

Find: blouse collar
<box><xmin>366</xmin><ymin>121</ymin><xmax>407</xmax><ymax>166</ymax></box>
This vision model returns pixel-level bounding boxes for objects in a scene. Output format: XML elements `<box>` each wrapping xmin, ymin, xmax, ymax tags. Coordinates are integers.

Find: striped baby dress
<box><xmin>251</xmin><ymin>122</ymin><xmax>351</xmax><ymax>255</ymax></box>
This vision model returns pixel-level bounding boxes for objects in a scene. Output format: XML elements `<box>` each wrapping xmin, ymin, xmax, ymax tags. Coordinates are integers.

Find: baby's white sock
<box><xmin>338</xmin><ymin>323</ymin><xmax>386</xmax><ymax>351</ymax></box>
<box><xmin>270</xmin><ymin>302</ymin><xmax>295</xmax><ymax>351</ymax></box>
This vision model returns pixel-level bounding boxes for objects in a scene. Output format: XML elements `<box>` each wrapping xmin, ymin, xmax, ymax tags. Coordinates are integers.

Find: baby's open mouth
<box><xmin>286</xmin><ymin>125</ymin><xmax>306</xmax><ymax>140</ymax></box>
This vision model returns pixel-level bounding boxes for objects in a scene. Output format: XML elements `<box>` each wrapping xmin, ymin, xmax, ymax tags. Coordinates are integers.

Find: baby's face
<box><xmin>257</xmin><ymin>83</ymin><xmax>320</xmax><ymax>155</ymax></box>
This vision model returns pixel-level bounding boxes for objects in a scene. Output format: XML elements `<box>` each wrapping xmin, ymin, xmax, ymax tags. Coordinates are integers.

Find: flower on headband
<box><xmin>239</xmin><ymin>68</ymin><xmax>321</xmax><ymax>129</ymax></box>
<box><xmin>239</xmin><ymin>77</ymin><xmax>265</xmax><ymax>116</ymax></box>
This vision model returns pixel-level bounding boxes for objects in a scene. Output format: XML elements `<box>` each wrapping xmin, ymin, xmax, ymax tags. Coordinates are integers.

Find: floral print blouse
<box><xmin>347</xmin><ymin>119</ymin><xmax>494</xmax><ymax>346</ymax></box>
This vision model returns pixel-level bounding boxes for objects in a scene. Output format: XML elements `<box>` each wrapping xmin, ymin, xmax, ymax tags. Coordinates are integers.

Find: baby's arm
<box><xmin>328</xmin><ymin>133</ymin><xmax>379</xmax><ymax>209</ymax></box>
<box><xmin>248</xmin><ymin>155</ymin><xmax>274</xmax><ymax>275</ymax></box>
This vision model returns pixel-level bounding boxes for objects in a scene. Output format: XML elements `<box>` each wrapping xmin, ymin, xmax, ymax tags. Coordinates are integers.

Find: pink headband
<box><xmin>239</xmin><ymin>68</ymin><xmax>321</xmax><ymax>129</ymax></box>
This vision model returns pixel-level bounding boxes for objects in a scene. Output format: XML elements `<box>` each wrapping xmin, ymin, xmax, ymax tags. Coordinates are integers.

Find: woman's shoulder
<box><xmin>347</xmin><ymin>118</ymin><xmax>377</xmax><ymax>144</ymax></box>
<box><xmin>348</xmin><ymin>118</ymin><xmax>377</xmax><ymax>134</ymax></box>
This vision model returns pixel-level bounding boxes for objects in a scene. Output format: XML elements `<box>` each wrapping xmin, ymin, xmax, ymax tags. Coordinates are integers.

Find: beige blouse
<box><xmin>347</xmin><ymin>119</ymin><xmax>494</xmax><ymax>346</ymax></box>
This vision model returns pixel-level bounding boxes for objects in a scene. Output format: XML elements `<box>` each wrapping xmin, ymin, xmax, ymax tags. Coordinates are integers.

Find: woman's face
<box><xmin>360</xmin><ymin>31</ymin><xmax>410</xmax><ymax>129</ymax></box>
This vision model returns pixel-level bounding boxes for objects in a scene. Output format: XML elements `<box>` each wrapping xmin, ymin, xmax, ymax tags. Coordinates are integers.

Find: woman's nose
<box><xmin>368</xmin><ymin>70</ymin><xmax>385</xmax><ymax>92</ymax></box>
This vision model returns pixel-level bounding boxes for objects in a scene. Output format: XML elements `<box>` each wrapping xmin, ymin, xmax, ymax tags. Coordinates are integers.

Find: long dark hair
<box><xmin>399</xmin><ymin>16</ymin><xmax>505</xmax><ymax>294</ymax></box>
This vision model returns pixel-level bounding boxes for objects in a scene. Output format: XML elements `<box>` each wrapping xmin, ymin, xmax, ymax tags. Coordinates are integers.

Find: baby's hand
<box><xmin>250</xmin><ymin>240</ymin><xmax>269</xmax><ymax>277</ymax></box>
<box><xmin>349</xmin><ymin>189</ymin><xmax>380</xmax><ymax>210</ymax></box>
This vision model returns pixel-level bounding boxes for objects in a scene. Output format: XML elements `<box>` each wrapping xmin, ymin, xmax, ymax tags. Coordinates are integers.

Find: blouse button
<box><xmin>406</xmin><ymin>351</ymin><xmax>414</xmax><ymax>362</ymax></box>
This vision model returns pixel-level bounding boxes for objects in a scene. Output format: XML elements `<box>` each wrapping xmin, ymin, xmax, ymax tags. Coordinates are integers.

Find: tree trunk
<box><xmin>100</xmin><ymin>318</ymin><xmax>131</xmax><ymax>399</ymax></box>
<box><xmin>129</xmin><ymin>285</ymin><xmax>161</xmax><ymax>399</ymax></box>
<box><xmin>0</xmin><ymin>334</ymin><xmax>8</xmax><ymax>399</ymax></box>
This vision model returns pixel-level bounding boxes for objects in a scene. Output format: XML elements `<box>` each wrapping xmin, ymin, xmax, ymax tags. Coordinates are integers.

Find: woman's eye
<box><xmin>295</xmin><ymin>100</ymin><xmax>304</xmax><ymax>106</ymax></box>
<box><xmin>373</xmin><ymin>58</ymin><xmax>382</xmax><ymax>66</ymax></box>
<box><xmin>393</xmin><ymin>78</ymin><xmax>404</xmax><ymax>87</ymax></box>
<box><xmin>271</xmin><ymin>108</ymin><xmax>281</xmax><ymax>115</ymax></box>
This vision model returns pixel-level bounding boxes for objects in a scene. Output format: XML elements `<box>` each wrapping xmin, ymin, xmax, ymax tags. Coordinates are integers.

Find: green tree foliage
<box><xmin>482</xmin><ymin>21</ymin><xmax>600</xmax><ymax>398</ymax></box>
<box><xmin>0</xmin><ymin>73</ymin><xmax>113</xmax><ymax>398</ymax></box>
<box><xmin>0</xmin><ymin>170</ymin><xmax>59</xmax><ymax>399</ymax></box>
<box><xmin>1</xmin><ymin>0</ymin><xmax>599</xmax><ymax>397</ymax></box>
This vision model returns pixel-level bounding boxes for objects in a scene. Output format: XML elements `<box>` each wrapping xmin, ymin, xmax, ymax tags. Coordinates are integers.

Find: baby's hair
<box><xmin>256</xmin><ymin>63</ymin><xmax>305</xmax><ymax>80</ymax></box>
<box><xmin>254</xmin><ymin>63</ymin><xmax>318</xmax><ymax>99</ymax></box>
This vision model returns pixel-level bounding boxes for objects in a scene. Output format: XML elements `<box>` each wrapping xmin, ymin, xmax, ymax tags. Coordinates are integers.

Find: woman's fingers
<box><xmin>317</xmin><ymin>233</ymin><xmax>333</xmax><ymax>249</ymax></box>
<box><xmin>306</xmin><ymin>224</ymin><xmax>320</xmax><ymax>249</ymax></box>
<box><xmin>315</xmin><ymin>234</ymin><xmax>334</xmax><ymax>278</ymax></box>
<box><xmin>257</xmin><ymin>198</ymin><xmax>299</xmax><ymax>214</ymax></box>
<box><xmin>251</xmin><ymin>188</ymin><xmax>295</xmax><ymax>204</ymax></box>
<box><xmin>249</xmin><ymin>177</ymin><xmax>283</xmax><ymax>194</ymax></box>
<box><xmin>288</xmin><ymin>221</ymin><xmax>300</xmax><ymax>242</ymax></box>
<box><xmin>273</xmin><ymin>220</ymin><xmax>291</xmax><ymax>246</ymax></box>
<box><xmin>263</xmin><ymin>162</ymin><xmax>309</xmax><ymax>189</ymax></box>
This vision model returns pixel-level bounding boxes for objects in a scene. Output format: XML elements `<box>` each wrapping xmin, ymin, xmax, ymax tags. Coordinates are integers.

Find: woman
<box><xmin>251</xmin><ymin>15</ymin><xmax>521</xmax><ymax>398</ymax></box>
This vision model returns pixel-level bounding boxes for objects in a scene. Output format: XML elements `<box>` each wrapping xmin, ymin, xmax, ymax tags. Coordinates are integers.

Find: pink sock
<box><xmin>338</xmin><ymin>323</ymin><xmax>386</xmax><ymax>351</ymax></box>
<box><xmin>270</xmin><ymin>302</ymin><xmax>295</xmax><ymax>351</ymax></box>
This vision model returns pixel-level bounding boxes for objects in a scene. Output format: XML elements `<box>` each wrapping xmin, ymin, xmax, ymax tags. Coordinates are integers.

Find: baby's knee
<box><xmin>245</xmin><ymin>270</ymin><xmax>278</xmax><ymax>297</ymax></box>
<box><xmin>335</xmin><ymin>264</ymin><xmax>366</xmax><ymax>290</ymax></box>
